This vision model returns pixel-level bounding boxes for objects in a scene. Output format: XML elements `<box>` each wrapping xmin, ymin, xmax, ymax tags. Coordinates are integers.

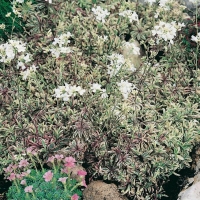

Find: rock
<box><xmin>121</xmin><ymin>39</ymin><xmax>144</xmax><ymax>69</ymax></box>
<box><xmin>83</xmin><ymin>180</ymin><xmax>128</xmax><ymax>200</ymax></box>
<box><xmin>178</xmin><ymin>156</ymin><xmax>200</xmax><ymax>200</ymax></box>
<box><xmin>177</xmin><ymin>181</ymin><xmax>200</xmax><ymax>200</ymax></box>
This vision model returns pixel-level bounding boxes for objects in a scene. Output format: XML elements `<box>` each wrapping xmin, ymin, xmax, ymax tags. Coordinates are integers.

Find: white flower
<box><xmin>50</xmin><ymin>32</ymin><xmax>72</xmax><ymax>57</ymax></box>
<box><xmin>152</xmin><ymin>21</ymin><xmax>177</xmax><ymax>44</ymax></box>
<box><xmin>52</xmin><ymin>37</ymin><xmax>61</xmax><ymax>46</ymax></box>
<box><xmin>191</xmin><ymin>33</ymin><xmax>200</xmax><ymax>43</ymax></box>
<box><xmin>154</xmin><ymin>11</ymin><xmax>159</xmax><ymax>18</ymax></box>
<box><xmin>91</xmin><ymin>83</ymin><xmax>102</xmax><ymax>92</ymax></box>
<box><xmin>12</xmin><ymin>6</ymin><xmax>22</xmax><ymax>18</ymax></box>
<box><xmin>60</xmin><ymin>47</ymin><xmax>72</xmax><ymax>54</ymax></box>
<box><xmin>53</xmin><ymin>84</ymin><xmax>86</xmax><ymax>101</ymax></box>
<box><xmin>45</xmin><ymin>0</ymin><xmax>52</xmax><ymax>3</ymax></box>
<box><xmin>117</xmin><ymin>80</ymin><xmax>136</xmax><ymax>100</ymax></box>
<box><xmin>30</xmin><ymin>65</ymin><xmax>38</xmax><ymax>72</ymax></box>
<box><xmin>75</xmin><ymin>86</ymin><xmax>86</xmax><ymax>95</ymax></box>
<box><xmin>5</xmin><ymin>12</ymin><xmax>11</xmax><ymax>17</ymax></box>
<box><xmin>101</xmin><ymin>89</ymin><xmax>108</xmax><ymax>99</ymax></box>
<box><xmin>119</xmin><ymin>10</ymin><xmax>139</xmax><ymax>23</ymax></box>
<box><xmin>62</xmin><ymin>95</ymin><xmax>70</xmax><ymax>102</ymax></box>
<box><xmin>0</xmin><ymin>24</ymin><xmax>5</xmax><ymax>30</ymax></box>
<box><xmin>53</xmin><ymin>33</ymin><xmax>72</xmax><ymax>47</ymax></box>
<box><xmin>18</xmin><ymin>53</ymin><xmax>31</xmax><ymax>63</ymax></box>
<box><xmin>97</xmin><ymin>35</ymin><xmax>108</xmax><ymax>42</ymax></box>
<box><xmin>92</xmin><ymin>6</ymin><xmax>110</xmax><ymax>23</ymax></box>
<box><xmin>107</xmin><ymin>53</ymin><xmax>125</xmax><ymax>77</ymax></box>
<box><xmin>16</xmin><ymin>61</ymin><xmax>26</xmax><ymax>70</ymax></box>
<box><xmin>50</xmin><ymin>48</ymin><xmax>61</xmax><ymax>58</ymax></box>
<box><xmin>108</xmin><ymin>53</ymin><xmax>125</xmax><ymax>66</ymax></box>
<box><xmin>9</xmin><ymin>40</ymin><xmax>27</xmax><ymax>52</ymax></box>
<box><xmin>177</xmin><ymin>22</ymin><xmax>185</xmax><ymax>31</ymax></box>
<box><xmin>20</xmin><ymin>69</ymin><xmax>31</xmax><ymax>80</ymax></box>
<box><xmin>0</xmin><ymin>43</ymin><xmax>15</xmax><ymax>63</ymax></box>
<box><xmin>54</xmin><ymin>86</ymin><xmax>65</xmax><ymax>98</ymax></box>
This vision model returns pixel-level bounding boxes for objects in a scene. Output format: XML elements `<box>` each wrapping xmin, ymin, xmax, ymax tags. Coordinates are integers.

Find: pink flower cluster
<box><xmin>4</xmin><ymin>154</ymin><xmax>87</xmax><ymax>199</ymax></box>
<box><xmin>3</xmin><ymin>160</ymin><xmax>30</xmax><ymax>181</ymax></box>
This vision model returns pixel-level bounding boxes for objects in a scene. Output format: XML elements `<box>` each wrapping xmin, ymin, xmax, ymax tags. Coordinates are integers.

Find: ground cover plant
<box><xmin>0</xmin><ymin>0</ymin><xmax>200</xmax><ymax>199</ymax></box>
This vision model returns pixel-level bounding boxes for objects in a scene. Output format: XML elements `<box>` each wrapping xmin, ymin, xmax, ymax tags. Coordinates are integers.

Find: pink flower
<box><xmin>16</xmin><ymin>174</ymin><xmax>23</xmax><ymax>180</ymax></box>
<box><xmin>18</xmin><ymin>159</ymin><xmax>29</xmax><ymax>168</ymax></box>
<box><xmin>61</xmin><ymin>167</ymin><xmax>70</xmax><ymax>174</ymax></box>
<box><xmin>21</xmin><ymin>179</ymin><xmax>26</xmax><ymax>185</ymax></box>
<box><xmin>3</xmin><ymin>164</ymin><xmax>13</xmax><ymax>173</ymax></box>
<box><xmin>21</xmin><ymin>169</ymin><xmax>31</xmax><ymax>177</ymax></box>
<box><xmin>11</xmin><ymin>164</ymin><xmax>18</xmax><ymax>170</ymax></box>
<box><xmin>77</xmin><ymin>170</ymin><xmax>87</xmax><ymax>178</ymax></box>
<box><xmin>43</xmin><ymin>171</ymin><xmax>53</xmax><ymax>182</ymax></box>
<box><xmin>47</xmin><ymin>156</ymin><xmax>55</xmax><ymax>163</ymax></box>
<box><xmin>81</xmin><ymin>180</ymin><xmax>87</xmax><ymax>188</ymax></box>
<box><xmin>7</xmin><ymin>173</ymin><xmax>16</xmax><ymax>181</ymax></box>
<box><xmin>71</xmin><ymin>194</ymin><xmax>79</xmax><ymax>200</ymax></box>
<box><xmin>26</xmin><ymin>147</ymin><xmax>37</xmax><ymax>155</ymax></box>
<box><xmin>64</xmin><ymin>162</ymin><xmax>75</xmax><ymax>168</ymax></box>
<box><xmin>64</xmin><ymin>157</ymin><xmax>76</xmax><ymax>168</ymax></box>
<box><xmin>55</xmin><ymin>154</ymin><xmax>64</xmax><ymax>161</ymax></box>
<box><xmin>64</xmin><ymin>156</ymin><xmax>76</xmax><ymax>163</ymax></box>
<box><xmin>24</xmin><ymin>185</ymin><xmax>33</xmax><ymax>193</ymax></box>
<box><xmin>58</xmin><ymin>177</ymin><xmax>67</xmax><ymax>184</ymax></box>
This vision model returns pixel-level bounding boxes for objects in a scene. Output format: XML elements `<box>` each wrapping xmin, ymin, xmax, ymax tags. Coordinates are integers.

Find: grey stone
<box><xmin>178</xmin><ymin>181</ymin><xmax>200</xmax><ymax>200</ymax></box>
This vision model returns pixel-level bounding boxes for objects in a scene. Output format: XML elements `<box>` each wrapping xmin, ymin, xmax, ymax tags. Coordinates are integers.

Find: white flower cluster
<box><xmin>0</xmin><ymin>39</ymin><xmax>27</xmax><ymax>63</ymax></box>
<box><xmin>0</xmin><ymin>43</ymin><xmax>15</xmax><ymax>63</ymax></box>
<box><xmin>49</xmin><ymin>32</ymin><xmax>72</xmax><ymax>58</ymax></box>
<box><xmin>107</xmin><ymin>53</ymin><xmax>125</xmax><ymax>77</ymax></box>
<box><xmin>53</xmin><ymin>83</ymin><xmax>86</xmax><ymax>102</ymax></box>
<box><xmin>0</xmin><ymin>39</ymin><xmax>38</xmax><ymax>80</ymax></box>
<box><xmin>119</xmin><ymin>10</ymin><xmax>139</xmax><ymax>23</ymax></box>
<box><xmin>117</xmin><ymin>80</ymin><xmax>137</xmax><ymax>100</ymax></box>
<box><xmin>191</xmin><ymin>33</ymin><xmax>200</xmax><ymax>43</ymax></box>
<box><xmin>54</xmin><ymin>82</ymin><xmax>108</xmax><ymax>102</ymax></box>
<box><xmin>92</xmin><ymin>6</ymin><xmax>110</xmax><ymax>23</ymax></box>
<box><xmin>122</xmin><ymin>41</ymin><xmax>140</xmax><ymax>55</ymax></box>
<box><xmin>90</xmin><ymin>83</ymin><xmax>108</xmax><ymax>99</ymax></box>
<box><xmin>152</xmin><ymin>21</ymin><xmax>185</xmax><ymax>44</ymax></box>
